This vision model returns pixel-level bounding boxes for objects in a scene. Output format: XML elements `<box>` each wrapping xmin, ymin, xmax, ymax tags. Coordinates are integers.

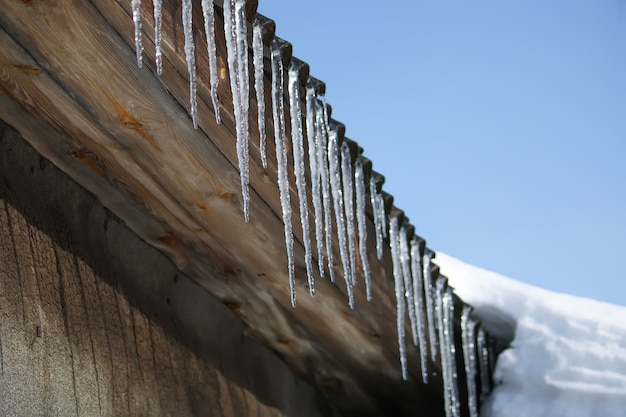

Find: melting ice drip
<box><xmin>252</xmin><ymin>19</ymin><xmax>266</xmax><ymax>167</ymax></box>
<box><xmin>288</xmin><ymin>65</ymin><xmax>314</xmax><ymax>296</ymax></box>
<box><xmin>202</xmin><ymin>0</ymin><xmax>221</xmax><ymax>123</ymax></box>
<box><xmin>436</xmin><ymin>278</ymin><xmax>461</xmax><ymax>417</ymax></box>
<box><xmin>354</xmin><ymin>157</ymin><xmax>372</xmax><ymax>300</ymax></box>
<box><xmin>328</xmin><ymin>127</ymin><xmax>355</xmax><ymax>309</ymax></box>
<box><xmin>129</xmin><ymin>6</ymin><xmax>495</xmax><ymax>407</ymax></box>
<box><xmin>223</xmin><ymin>0</ymin><xmax>251</xmax><ymax>221</ymax></box>
<box><xmin>461</xmin><ymin>306</ymin><xmax>479</xmax><ymax>417</ymax></box>
<box><xmin>389</xmin><ymin>215</ymin><xmax>408</xmax><ymax>380</ymax></box>
<box><xmin>270</xmin><ymin>40</ymin><xmax>296</xmax><ymax>307</ymax></box>
<box><xmin>410</xmin><ymin>237</ymin><xmax>429</xmax><ymax>384</ymax></box>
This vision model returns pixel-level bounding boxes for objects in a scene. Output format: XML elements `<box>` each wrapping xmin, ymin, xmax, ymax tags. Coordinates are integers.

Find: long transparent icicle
<box><xmin>201</xmin><ymin>0</ymin><xmax>221</xmax><ymax>123</ymax></box>
<box><xmin>181</xmin><ymin>0</ymin><xmax>198</xmax><ymax>128</ymax></box>
<box><xmin>288</xmin><ymin>65</ymin><xmax>314</xmax><ymax>297</ymax></box>
<box><xmin>306</xmin><ymin>86</ymin><xmax>325</xmax><ymax>278</ymax></box>
<box><xmin>390</xmin><ymin>216</ymin><xmax>408</xmax><ymax>380</ymax></box>
<box><xmin>424</xmin><ymin>250</ymin><xmax>439</xmax><ymax>362</ymax></box>
<box><xmin>399</xmin><ymin>225</ymin><xmax>418</xmax><ymax>347</ymax></box>
<box><xmin>132</xmin><ymin>0</ymin><xmax>143</xmax><ymax>68</ymax></box>
<box><xmin>354</xmin><ymin>158</ymin><xmax>371</xmax><ymax>300</ymax></box>
<box><xmin>270</xmin><ymin>41</ymin><xmax>296</xmax><ymax>307</ymax></box>
<box><xmin>252</xmin><ymin>20</ymin><xmax>266</xmax><ymax>167</ymax></box>
<box><xmin>462</xmin><ymin>307</ymin><xmax>479</xmax><ymax>417</ymax></box>
<box><xmin>477</xmin><ymin>328</ymin><xmax>491</xmax><ymax>399</ymax></box>
<box><xmin>223</xmin><ymin>0</ymin><xmax>250</xmax><ymax>220</ymax></box>
<box><xmin>153</xmin><ymin>0</ymin><xmax>162</xmax><ymax>75</ymax></box>
<box><xmin>437</xmin><ymin>279</ymin><xmax>461</xmax><ymax>417</ymax></box>
<box><xmin>328</xmin><ymin>128</ymin><xmax>354</xmax><ymax>308</ymax></box>
<box><xmin>410</xmin><ymin>237</ymin><xmax>429</xmax><ymax>383</ymax></box>
<box><xmin>340</xmin><ymin>142</ymin><xmax>357</xmax><ymax>287</ymax></box>
<box><xmin>370</xmin><ymin>178</ymin><xmax>384</xmax><ymax>260</ymax></box>
<box><xmin>316</xmin><ymin>99</ymin><xmax>335</xmax><ymax>282</ymax></box>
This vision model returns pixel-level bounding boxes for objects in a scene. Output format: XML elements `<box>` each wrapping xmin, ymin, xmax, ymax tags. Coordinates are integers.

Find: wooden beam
<box><xmin>0</xmin><ymin>1</ymin><xmax>445</xmax><ymax>415</ymax></box>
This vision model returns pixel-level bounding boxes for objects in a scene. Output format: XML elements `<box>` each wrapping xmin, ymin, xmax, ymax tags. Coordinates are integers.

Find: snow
<box><xmin>436</xmin><ymin>252</ymin><xmax>626</xmax><ymax>417</ymax></box>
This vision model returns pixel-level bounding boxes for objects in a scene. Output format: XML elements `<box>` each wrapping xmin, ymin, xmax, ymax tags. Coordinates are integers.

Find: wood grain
<box><xmin>0</xmin><ymin>0</ymin><xmax>458</xmax><ymax>415</ymax></box>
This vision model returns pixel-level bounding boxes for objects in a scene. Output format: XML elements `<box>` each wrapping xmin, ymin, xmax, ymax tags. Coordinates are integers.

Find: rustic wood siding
<box><xmin>0</xmin><ymin>120</ymin><xmax>329</xmax><ymax>417</ymax></box>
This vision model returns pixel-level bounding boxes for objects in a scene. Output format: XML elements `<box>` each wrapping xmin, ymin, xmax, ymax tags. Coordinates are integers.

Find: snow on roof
<box><xmin>437</xmin><ymin>252</ymin><xmax>626</xmax><ymax>417</ymax></box>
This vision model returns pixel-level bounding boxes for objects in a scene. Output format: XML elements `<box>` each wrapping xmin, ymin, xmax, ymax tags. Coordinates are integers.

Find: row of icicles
<box><xmin>131</xmin><ymin>1</ymin><xmax>493</xmax><ymax>416</ymax></box>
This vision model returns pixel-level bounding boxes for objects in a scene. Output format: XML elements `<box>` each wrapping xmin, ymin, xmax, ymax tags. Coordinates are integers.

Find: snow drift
<box><xmin>437</xmin><ymin>253</ymin><xmax>626</xmax><ymax>417</ymax></box>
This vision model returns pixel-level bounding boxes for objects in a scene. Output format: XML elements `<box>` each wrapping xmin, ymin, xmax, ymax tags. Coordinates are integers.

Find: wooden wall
<box><xmin>0</xmin><ymin>119</ymin><xmax>330</xmax><ymax>417</ymax></box>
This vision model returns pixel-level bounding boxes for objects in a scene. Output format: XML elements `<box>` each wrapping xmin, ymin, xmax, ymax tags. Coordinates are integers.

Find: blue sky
<box><xmin>257</xmin><ymin>1</ymin><xmax>626</xmax><ymax>306</ymax></box>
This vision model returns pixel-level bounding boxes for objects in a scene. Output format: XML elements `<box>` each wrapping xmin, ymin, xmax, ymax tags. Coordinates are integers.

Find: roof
<box><xmin>0</xmin><ymin>1</ymin><xmax>496</xmax><ymax>415</ymax></box>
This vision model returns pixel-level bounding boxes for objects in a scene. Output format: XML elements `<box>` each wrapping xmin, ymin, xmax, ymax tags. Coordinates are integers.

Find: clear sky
<box><xmin>257</xmin><ymin>1</ymin><xmax>626</xmax><ymax>306</ymax></box>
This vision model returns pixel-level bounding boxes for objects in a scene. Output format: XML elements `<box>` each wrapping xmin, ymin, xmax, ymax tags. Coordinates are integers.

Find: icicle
<box><xmin>477</xmin><ymin>327</ymin><xmax>492</xmax><ymax>399</ymax></box>
<box><xmin>288</xmin><ymin>65</ymin><xmax>314</xmax><ymax>297</ymax></box>
<box><xmin>316</xmin><ymin>98</ymin><xmax>335</xmax><ymax>283</ymax></box>
<box><xmin>378</xmin><ymin>191</ymin><xmax>388</xmax><ymax>238</ymax></box>
<box><xmin>201</xmin><ymin>0</ymin><xmax>221</xmax><ymax>123</ymax></box>
<box><xmin>181</xmin><ymin>0</ymin><xmax>198</xmax><ymax>128</ymax></box>
<box><xmin>436</xmin><ymin>279</ymin><xmax>461</xmax><ymax>417</ymax></box>
<box><xmin>270</xmin><ymin>41</ymin><xmax>295</xmax><ymax>307</ymax></box>
<box><xmin>340</xmin><ymin>142</ymin><xmax>357</xmax><ymax>287</ymax></box>
<box><xmin>390</xmin><ymin>216</ymin><xmax>408</xmax><ymax>380</ymax></box>
<box><xmin>424</xmin><ymin>250</ymin><xmax>439</xmax><ymax>362</ymax></box>
<box><xmin>328</xmin><ymin>127</ymin><xmax>354</xmax><ymax>308</ymax></box>
<box><xmin>153</xmin><ymin>0</ymin><xmax>162</xmax><ymax>75</ymax></box>
<box><xmin>410</xmin><ymin>237</ymin><xmax>429</xmax><ymax>384</ymax></box>
<box><xmin>223</xmin><ymin>0</ymin><xmax>250</xmax><ymax>220</ymax></box>
<box><xmin>399</xmin><ymin>224</ymin><xmax>418</xmax><ymax>347</ymax></box>
<box><xmin>132</xmin><ymin>0</ymin><xmax>143</xmax><ymax>68</ymax></box>
<box><xmin>354</xmin><ymin>158</ymin><xmax>371</xmax><ymax>300</ymax></box>
<box><xmin>252</xmin><ymin>19</ymin><xmax>266</xmax><ymax>167</ymax></box>
<box><xmin>462</xmin><ymin>307</ymin><xmax>479</xmax><ymax>417</ymax></box>
<box><xmin>370</xmin><ymin>177</ymin><xmax>384</xmax><ymax>260</ymax></box>
<box><xmin>306</xmin><ymin>85</ymin><xmax>325</xmax><ymax>278</ymax></box>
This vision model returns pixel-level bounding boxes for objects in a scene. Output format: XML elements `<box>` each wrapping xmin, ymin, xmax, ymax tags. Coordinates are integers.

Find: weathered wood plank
<box><xmin>0</xmin><ymin>119</ymin><xmax>328</xmax><ymax>417</ymax></box>
<box><xmin>0</xmin><ymin>0</ymin><xmax>446</xmax><ymax>414</ymax></box>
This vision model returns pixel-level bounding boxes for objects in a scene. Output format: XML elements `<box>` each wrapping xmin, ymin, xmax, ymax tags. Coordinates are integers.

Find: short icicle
<box><xmin>306</xmin><ymin>85</ymin><xmax>325</xmax><ymax>278</ymax></box>
<box><xmin>410</xmin><ymin>236</ymin><xmax>429</xmax><ymax>384</ymax></box>
<box><xmin>390</xmin><ymin>215</ymin><xmax>408</xmax><ymax>380</ymax></box>
<box><xmin>181</xmin><ymin>0</ymin><xmax>198</xmax><ymax>128</ymax></box>
<box><xmin>252</xmin><ymin>19</ymin><xmax>266</xmax><ymax>167</ymax></box>
<box><xmin>399</xmin><ymin>224</ymin><xmax>418</xmax><ymax>347</ymax></box>
<box><xmin>270</xmin><ymin>40</ymin><xmax>296</xmax><ymax>307</ymax></box>
<box><xmin>153</xmin><ymin>0</ymin><xmax>162</xmax><ymax>75</ymax></box>
<box><xmin>288</xmin><ymin>65</ymin><xmax>314</xmax><ymax>297</ymax></box>
<box><xmin>201</xmin><ymin>0</ymin><xmax>221</xmax><ymax>122</ymax></box>
<box><xmin>223</xmin><ymin>0</ymin><xmax>250</xmax><ymax>220</ymax></box>
<box><xmin>424</xmin><ymin>249</ymin><xmax>439</xmax><ymax>362</ymax></box>
<box><xmin>436</xmin><ymin>279</ymin><xmax>461</xmax><ymax>417</ymax></box>
<box><xmin>370</xmin><ymin>177</ymin><xmax>385</xmax><ymax>260</ymax></box>
<box><xmin>340</xmin><ymin>142</ymin><xmax>357</xmax><ymax>287</ymax></box>
<box><xmin>132</xmin><ymin>0</ymin><xmax>143</xmax><ymax>68</ymax></box>
<box><xmin>354</xmin><ymin>157</ymin><xmax>372</xmax><ymax>300</ymax></box>
<box><xmin>316</xmin><ymin>98</ymin><xmax>335</xmax><ymax>283</ymax></box>
<box><xmin>328</xmin><ymin>127</ymin><xmax>354</xmax><ymax>308</ymax></box>
<box><xmin>462</xmin><ymin>306</ymin><xmax>479</xmax><ymax>417</ymax></box>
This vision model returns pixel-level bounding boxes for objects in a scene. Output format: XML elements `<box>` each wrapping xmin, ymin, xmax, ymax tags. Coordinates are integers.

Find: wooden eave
<box><xmin>0</xmin><ymin>1</ymin><xmax>472</xmax><ymax>415</ymax></box>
